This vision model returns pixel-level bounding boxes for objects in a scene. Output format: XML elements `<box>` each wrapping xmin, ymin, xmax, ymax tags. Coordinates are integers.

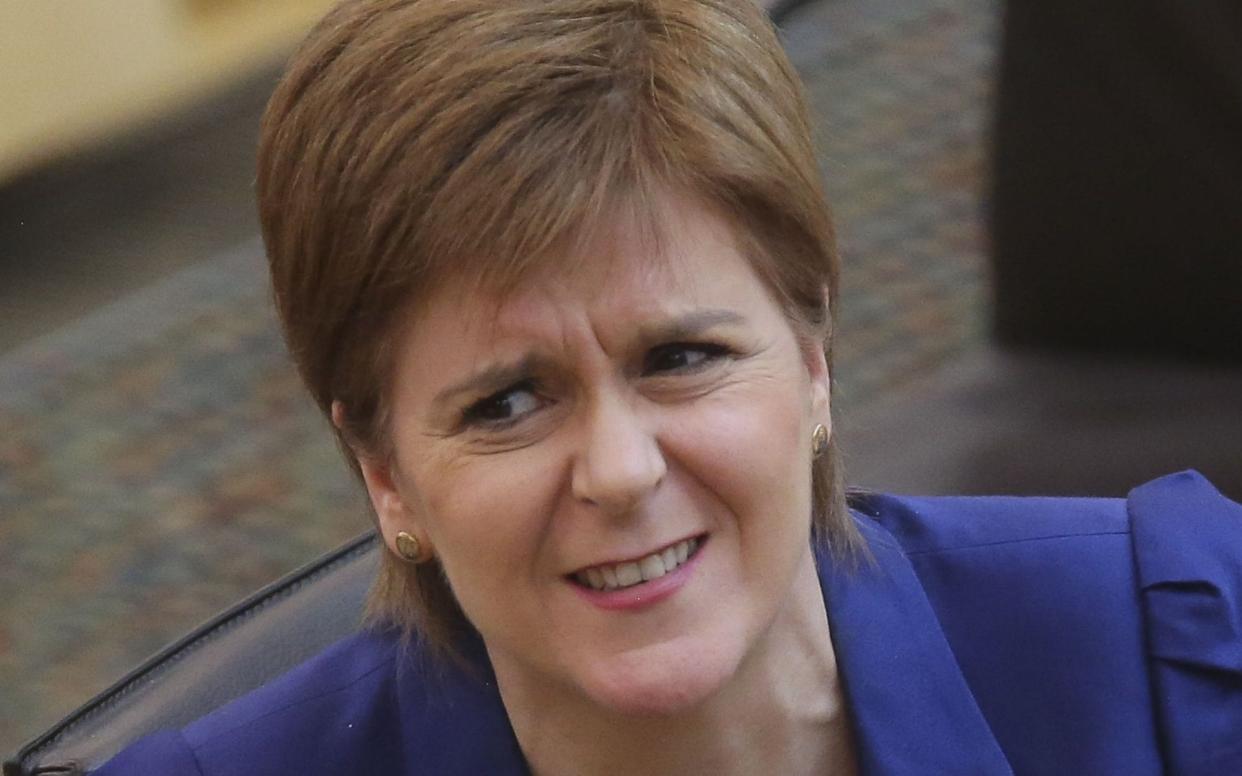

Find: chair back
<box><xmin>5</xmin><ymin>534</ymin><xmax>378</xmax><ymax>776</ymax></box>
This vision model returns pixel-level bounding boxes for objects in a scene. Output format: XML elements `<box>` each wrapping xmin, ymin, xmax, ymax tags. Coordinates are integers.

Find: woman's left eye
<box><xmin>643</xmin><ymin>343</ymin><xmax>730</xmax><ymax>375</ymax></box>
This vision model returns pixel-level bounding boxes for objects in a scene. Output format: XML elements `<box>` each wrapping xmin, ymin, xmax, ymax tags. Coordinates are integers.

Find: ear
<box><xmin>331</xmin><ymin>400</ymin><xmax>428</xmax><ymax>555</ymax></box>
<box><xmin>798</xmin><ymin>335</ymin><xmax>832</xmax><ymax>433</ymax></box>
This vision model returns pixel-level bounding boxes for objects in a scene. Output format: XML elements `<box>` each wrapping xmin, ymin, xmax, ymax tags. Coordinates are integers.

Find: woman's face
<box><xmin>359</xmin><ymin>195</ymin><xmax>831</xmax><ymax>715</ymax></box>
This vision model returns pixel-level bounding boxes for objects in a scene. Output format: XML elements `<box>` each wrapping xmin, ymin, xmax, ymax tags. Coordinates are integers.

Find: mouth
<box><xmin>570</xmin><ymin>535</ymin><xmax>706</xmax><ymax>593</ymax></box>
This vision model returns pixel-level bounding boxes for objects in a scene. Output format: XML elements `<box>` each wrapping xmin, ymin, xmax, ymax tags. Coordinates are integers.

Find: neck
<box><xmin>495</xmin><ymin>552</ymin><xmax>857</xmax><ymax>776</ymax></box>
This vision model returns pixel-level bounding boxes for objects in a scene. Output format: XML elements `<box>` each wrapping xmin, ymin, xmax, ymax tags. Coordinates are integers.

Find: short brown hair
<box><xmin>257</xmin><ymin>0</ymin><xmax>862</xmax><ymax>656</ymax></box>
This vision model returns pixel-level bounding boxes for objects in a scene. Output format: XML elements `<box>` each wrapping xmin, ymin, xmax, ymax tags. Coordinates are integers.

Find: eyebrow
<box><xmin>634</xmin><ymin>308</ymin><xmax>747</xmax><ymax>347</ymax></box>
<box><xmin>432</xmin><ymin>354</ymin><xmax>546</xmax><ymax>410</ymax></box>
<box><xmin>431</xmin><ymin>308</ymin><xmax>748</xmax><ymax>408</ymax></box>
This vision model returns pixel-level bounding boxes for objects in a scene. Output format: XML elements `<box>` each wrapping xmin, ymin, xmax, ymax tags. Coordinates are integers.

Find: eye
<box><xmin>643</xmin><ymin>343</ymin><xmax>731</xmax><ymax>375</ymax></box>
<box><xmin>462</xmin><ymin>381</ymin><xmax>544</xmax><ymax>428</ymax></box>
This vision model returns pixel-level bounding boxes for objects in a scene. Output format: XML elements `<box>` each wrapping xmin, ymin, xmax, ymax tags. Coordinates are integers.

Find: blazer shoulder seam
<box><xmin>903</xmin><ymin>528</ymin><xmax>1131</xmax><ymax>557</ymax></box>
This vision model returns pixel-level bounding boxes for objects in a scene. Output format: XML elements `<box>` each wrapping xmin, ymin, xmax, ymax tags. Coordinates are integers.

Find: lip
<box><xmin>567</xmin><ymin>534</ymin><xmax>708</xmax><ymax>611</ymax></box>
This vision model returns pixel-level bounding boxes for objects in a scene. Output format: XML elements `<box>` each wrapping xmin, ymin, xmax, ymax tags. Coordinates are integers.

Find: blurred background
<box><xmin>2</xmin><ymin>0</ymin><xmax>1239</xmax><ymax>757</ymax></box>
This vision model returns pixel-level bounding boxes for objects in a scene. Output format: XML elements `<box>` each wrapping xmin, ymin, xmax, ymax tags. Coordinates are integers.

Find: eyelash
<box><xmin>459</xmin><ymin>342</ymin><xmax>734</xmax><ymax>431</ymax></box>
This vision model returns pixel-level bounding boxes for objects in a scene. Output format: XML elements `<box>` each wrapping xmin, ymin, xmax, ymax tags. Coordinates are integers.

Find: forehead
<box><xmin>413</xmin><ymin>194</ymin><xmax>768</xmax><ymax>340</ymax></box>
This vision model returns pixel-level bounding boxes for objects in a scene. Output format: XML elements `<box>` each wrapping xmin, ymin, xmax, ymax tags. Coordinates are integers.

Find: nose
<box><xmin>570</xmin><ymin>395</ymin><xmax>667</xmax><ymax>516</ymax></box>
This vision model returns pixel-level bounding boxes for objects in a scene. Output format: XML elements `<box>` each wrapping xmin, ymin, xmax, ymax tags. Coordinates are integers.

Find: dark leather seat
<box><xmin>5</xmin><ymin>534</ymin><xmax>378</xmax><ymax>776</ymax></box>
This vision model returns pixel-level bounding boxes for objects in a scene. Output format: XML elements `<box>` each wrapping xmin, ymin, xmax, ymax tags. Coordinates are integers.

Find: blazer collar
<box><xmin>819</xmin><ymin>515</ymin><xmax>1012</xmax><ymax>775</ymax></box>
<box><xmin>400</xmin><ymin>516</ymin><xmax>1012</xmax><ymax>775</ymax></box>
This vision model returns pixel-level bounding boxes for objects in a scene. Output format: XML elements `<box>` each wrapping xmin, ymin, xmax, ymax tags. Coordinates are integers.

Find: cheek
<box><xmin>414</xmin><ymin>452</ymin><xmax>562</xmax><ymax>619</ymax></box>
<box><xmin>671</xmin><ymin>379</ymin><xmax>811</xmax><ymax>527</ymax></box>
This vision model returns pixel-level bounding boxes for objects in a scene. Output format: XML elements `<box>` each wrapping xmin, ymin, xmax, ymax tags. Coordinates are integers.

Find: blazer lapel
<box><xmin>819</xmin><ymin>517</ymin><xmax>1013</xmax><ymax>776</ymax></box>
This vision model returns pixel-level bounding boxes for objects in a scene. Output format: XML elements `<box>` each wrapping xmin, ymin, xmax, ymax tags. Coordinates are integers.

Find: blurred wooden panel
<box><xmin>0</xmin><ymin>0</ymin><xmax>334</xmax><ymax>183</ymax></box>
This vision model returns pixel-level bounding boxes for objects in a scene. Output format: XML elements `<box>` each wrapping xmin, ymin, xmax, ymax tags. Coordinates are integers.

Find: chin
<box><xmin>576</xmin><ymin>636</ymin><xmax>743</xmax><ymax>717</ymax></box>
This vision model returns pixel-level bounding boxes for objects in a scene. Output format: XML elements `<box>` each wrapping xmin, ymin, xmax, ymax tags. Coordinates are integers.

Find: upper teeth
<box><xmin>576</xmin><ymin>538</ymin><xmax>700</xmax><ymax>592</ymax></box>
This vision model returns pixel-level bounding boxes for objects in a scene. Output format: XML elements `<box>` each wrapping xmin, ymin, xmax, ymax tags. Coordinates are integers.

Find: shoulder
<box><xmin>852</xmin><ymin>469</ymin><xmax>1241</xmax><ymax>594</ymax></box>
<box><xmin>184</xmin><ymin>627</ymin><xmax>410</xmax><ymax>775</ymax></box>
<box><xmin>850</xmin><ymin>470</ymin><xmax>1242</xmax><ymax>630</ymax></box>
<box><xmin>851</xmin><ymin>481</ymin><xmax>1141</xmax><ymax>658</ymax></box>
<box><xmin>852</xmin><ymin>471</ymin><xmax>1242</xmax><ymax>773</ymax></box>
<box><xmin>851</xmin><ymin>483</ymin><xmax>1131</xmax><ymax>558</ymax></box>
<box><xmin>95</xmin><ymin>629</ymin><xmax>411</xmax><ymax>776</ymax></box>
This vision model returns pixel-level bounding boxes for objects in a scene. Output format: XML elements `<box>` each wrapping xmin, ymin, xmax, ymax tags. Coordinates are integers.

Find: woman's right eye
<box><xmin>462</xmin><ymin>382</ymin><xmax>544</xmax><ymax>428</ymax></box>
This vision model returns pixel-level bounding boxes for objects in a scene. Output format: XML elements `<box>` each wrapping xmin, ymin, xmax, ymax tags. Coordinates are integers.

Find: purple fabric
<box><xmin>94</xmin><ymin>471</ymin><xmax>1241</xmax><ymax>775</ymax></box>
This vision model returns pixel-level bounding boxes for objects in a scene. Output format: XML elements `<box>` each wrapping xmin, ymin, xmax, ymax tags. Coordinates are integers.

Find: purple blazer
<box><xmin>97</xmin><ymin>471</ymin><xmax>1242</xmax><ymax>774</ymax></box>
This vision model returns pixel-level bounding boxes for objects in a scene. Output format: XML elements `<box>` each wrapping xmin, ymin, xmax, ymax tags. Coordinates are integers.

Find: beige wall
<box><xmin>0</xmin><ymin>0</ymin><xmax>333</xmax><ymax>182</ymax></box>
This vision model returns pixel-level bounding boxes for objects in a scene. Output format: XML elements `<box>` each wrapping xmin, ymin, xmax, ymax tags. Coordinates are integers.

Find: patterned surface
<box><xmin>785</xmin><ymin>0</ymin><xmax>997</xmax><ymax>411</ymax></box>
<box><xmin>0</xmin><ymin>0</ymin><xmax>998</xmax><ymax>754</ymax></box>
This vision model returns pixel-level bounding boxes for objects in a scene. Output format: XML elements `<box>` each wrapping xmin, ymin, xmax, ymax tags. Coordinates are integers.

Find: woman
<box><xmin>98</xmin><ymin>0</ymin><xmax>1241</xmax><ymax>774</ymax></box>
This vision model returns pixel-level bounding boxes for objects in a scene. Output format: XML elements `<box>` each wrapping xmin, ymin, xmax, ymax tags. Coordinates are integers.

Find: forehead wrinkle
<box><xmin>437</xmin><ymin>286</ymin><xmax>603</xmax><ymax>396</ymax></box>
<box><xmin>480</xmin><ymin>233</ymin><xmax>743</xmax><ymax>365</ymax></box>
